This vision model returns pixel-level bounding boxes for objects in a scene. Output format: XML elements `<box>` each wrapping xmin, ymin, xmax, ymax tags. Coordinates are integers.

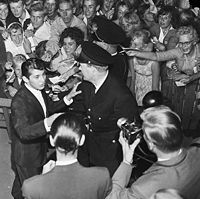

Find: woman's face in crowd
<box><xmin>0</xmin><ymin>3</ymin><xmax>8</xmax><ymax>20</ymax></box>
<box><xmin>131</xmin><ymin>36</ymin><xmax>144</xmax><ymax>50</ymax></box>
<box><xmin>117</xmin><ymin>5</ymin><xmax>129</xmax><ymax>20</ymax></box>
<box><xmin>63</xmin><ymin>37</ymin><xmax>77</xmax><ymax>56</ymax></box>
<box><xmin>178</xmin><ymin>34</ymin><xmax>195</xmax><ymax>55</ymax></box>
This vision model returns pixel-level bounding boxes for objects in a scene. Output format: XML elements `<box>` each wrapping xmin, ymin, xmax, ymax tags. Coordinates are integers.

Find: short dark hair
<box><xmin>50</xmin><ymin>113</ymin><xmax>84</xmax><ymax>154</ymax></box>
<box><xmin>22</xmin><ymin>58</ymin><xmax>45</xmax><ymax>78</ymax></box>
<box><xmin>141</xmin><ymin>106</ymin><xmax>183</xmax><ymax>153</ymax></box>
<box><xmin>59</xmin><ymin>27</ymin><xmax>84</xmax><ymax>47</ymax></box>
<box><xmin>157</xmin><ymin>5</ymin><xmax>173</xmax><ymax>18</ymax></box>
<box><xmin>58</xmin><ymin>0</ymin><xmax>75</xmax><ymax>7</ymax></box>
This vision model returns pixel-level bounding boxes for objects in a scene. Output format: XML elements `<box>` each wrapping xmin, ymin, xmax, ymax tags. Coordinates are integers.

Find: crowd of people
<box><xmin>0</xmin><ymin>0</ymin><xmax>200</xmax><ymax>198</ymax></box>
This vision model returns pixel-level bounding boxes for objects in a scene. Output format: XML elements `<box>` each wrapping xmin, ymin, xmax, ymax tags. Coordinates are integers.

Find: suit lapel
<box><xmin>23</xmin><ymin>86</ymin><xmax>46</xmax><ymax>117</ymax></box>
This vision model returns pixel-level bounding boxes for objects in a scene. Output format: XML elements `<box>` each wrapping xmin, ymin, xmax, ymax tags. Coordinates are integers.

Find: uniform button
<box><xmin>88</xmin><ymin>108</ymin><xmax>91</xmax><ymax>111</ymax></box>
<box><xmin>90</xmin><ymin>129</ymin><xmax>93</xmax><ymax>132</ymax></box>
<box><xmin>88</xmin><ymin>115</ymin><xmax>91</xmax><ymax>119</ymax></box>
<box><xmin>112</xmin><ymin>140</ymin><xmax>116</xmax><ymax>143</ymax></box>
<box><xmin>98</xmin><ymin>117</ymin><xmax>101</xmax><ymax>120</ymax></box>
<box><xmin>89</xmin><ymin>122</ymin><xmax>92</xmax><ymax>125</ymax></box>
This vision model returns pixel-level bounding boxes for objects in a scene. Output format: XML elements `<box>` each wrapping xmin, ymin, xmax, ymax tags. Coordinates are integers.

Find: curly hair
<box><xmin>176</xmin><ymin>25</ymin><xmax>199</xmax><ymax>43</ymax></box>
<box><xmin>59</xmin><ymin>27</ymin><xmax>84</xmax><ymax>47</ymax></box>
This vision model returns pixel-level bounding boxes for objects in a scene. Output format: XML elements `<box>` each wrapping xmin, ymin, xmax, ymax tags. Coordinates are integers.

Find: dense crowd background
<box><xmin>0</xmin><ymin>0</ymin><xmax>200</xmax><ymax>198</ymax></box>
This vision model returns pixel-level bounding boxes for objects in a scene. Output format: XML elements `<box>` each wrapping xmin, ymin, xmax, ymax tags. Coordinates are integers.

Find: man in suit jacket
<box><xmin>11</xmin><ymin>58</ymin><xmax>81</xmax><ymax>199</ymax></box>
<box><xmin>106</xmin><ymin>106</ymin><xmax>200</xmax><ymax>199</ymax></box>
<box><xmin>22</xmin><ymin>113</ymin><xmax>111</xmax><ymax>199</ymax></box>
<box><xmin>70</xmin><ymin>41</ymin><xmax>140</xmax><ymax>176</ymax></box>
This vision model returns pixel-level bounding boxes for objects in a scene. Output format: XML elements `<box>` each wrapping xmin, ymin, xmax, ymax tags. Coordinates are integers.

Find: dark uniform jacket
<box><xmin>11</xmin><ymin>85</ymin><xmax>66</xmax><ymax>168</ymax></box>
<box><xmin>70</xmin><ymin>73</ymin><xmax>139</xmax><ymax>176</ymax></box>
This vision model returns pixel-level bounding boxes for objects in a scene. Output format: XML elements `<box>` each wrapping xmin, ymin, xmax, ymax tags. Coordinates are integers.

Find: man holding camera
<box><xmin>106</xmin><ymin>106</ymin><xmax>200</xmax><ymax>199</ymax></box>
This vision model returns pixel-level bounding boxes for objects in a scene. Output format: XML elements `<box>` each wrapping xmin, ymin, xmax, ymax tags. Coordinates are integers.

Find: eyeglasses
<box><xmin>178</xmin><ymin>40</ymin><xmax>193</xmax><ymax>47</ymax></box>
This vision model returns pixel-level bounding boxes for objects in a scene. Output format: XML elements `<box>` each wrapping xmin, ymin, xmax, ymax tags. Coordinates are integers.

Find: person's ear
<box><xmin>79</xmin><ymin>134</ymin><xmax>85</xmax><ymax>146</ymax></box>
<box><xmin>22</xmin><ymin>76</ymin><xmax>29</xmax><ymax>84</ymax></box>
<box><xmin>49</xmin><ymin>135</ymin><xmax>55</xmax><ymax>147</ymax></box>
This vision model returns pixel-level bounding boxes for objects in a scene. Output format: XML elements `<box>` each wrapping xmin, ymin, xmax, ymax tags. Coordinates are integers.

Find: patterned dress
<box><xmin>134</xmin><ymin>57</ymin><xmax>155</xmax><ymax>106</ymax></box>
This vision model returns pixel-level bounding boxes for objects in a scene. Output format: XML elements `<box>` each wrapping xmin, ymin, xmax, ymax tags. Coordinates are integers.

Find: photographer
<box><xmin>106</xmin><ymin>105</ymin><xmax>200</xmax><ymax>199</ymax></box>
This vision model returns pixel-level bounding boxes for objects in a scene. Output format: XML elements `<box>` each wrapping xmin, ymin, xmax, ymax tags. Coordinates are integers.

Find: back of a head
<box><xmin>140</xmin><ymin>105</ymin><xmax>183</xmax><ymax>153</ymax></box>
<box><xmin>50</xmin><ymin>113</ymin><xmax>84</xmax><ymax>154</ymax></box>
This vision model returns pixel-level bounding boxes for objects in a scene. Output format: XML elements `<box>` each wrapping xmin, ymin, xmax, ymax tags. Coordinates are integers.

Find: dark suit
<box><xmin>22</xmin><ymin>162</ymin><xmax>111</xmax><ymax>199</ymax></box>
<box><xmin>71</xmin><ymin>73</ymin><xmax>139</xmax><ymax>176</ymax></box>
<box><xmin>11</xmin><ymin>85</ymin><xmax>66</xmax><ymax>199</ymax></box>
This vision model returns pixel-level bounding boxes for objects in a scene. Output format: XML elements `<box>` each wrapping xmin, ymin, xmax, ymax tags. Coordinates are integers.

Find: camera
<box><xmin>117</xmin><ymin>118</ymin><xmax>143</xmax><ymax>145</ymax></box>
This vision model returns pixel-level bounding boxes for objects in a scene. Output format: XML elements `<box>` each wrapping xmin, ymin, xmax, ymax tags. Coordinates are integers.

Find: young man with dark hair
<box><xmin>11</xmin><ymin>58</ymin><xmax>81</xmax><ymax>199</ymax></box>
<box><xmin>22</xmin><ymin>113</ymin><xmax>111</xmax><ymax>199</ymax></box>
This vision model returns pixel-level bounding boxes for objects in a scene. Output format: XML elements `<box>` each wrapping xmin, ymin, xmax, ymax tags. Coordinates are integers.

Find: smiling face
<box><xmin>24</xmin><ymin>69</ymin><xmax>46</xmax><ymax>90</ymax></box>
<box><xmin>83</xmin><ymin>0</ymin><xmax>97</xmax><ymax>20</ymax></box>
<box><xmin>178</xmin><ymin>34</ymin><xmax>195</xmax><ymax>55</ymax></box>
<box><xmin>63</xmin><ymin>37</ymin><xmax>77</xmax><ymax>55</ymax></box>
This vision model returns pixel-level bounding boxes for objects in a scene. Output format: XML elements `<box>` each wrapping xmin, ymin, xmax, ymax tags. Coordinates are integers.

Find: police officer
<box><xmin>91</xmin><ymin>16</ymin><xmax>129</xmax><ymax>82</ymax></box>
<box><xmin>70</xmin><ymin>41</ymin><xmax>139</xmax><ymax>176</ymax></box>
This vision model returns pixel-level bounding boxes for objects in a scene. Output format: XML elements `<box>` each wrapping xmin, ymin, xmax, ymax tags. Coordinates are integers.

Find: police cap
<box><xmin>78</xmin><ymin>41</ymin><xmax>113</xmax><ymax>66</ymax></box>
<box><xmin>92</xmin><ymin>16</ymin><xmax>126</xmax><ymax>45</ymax></box>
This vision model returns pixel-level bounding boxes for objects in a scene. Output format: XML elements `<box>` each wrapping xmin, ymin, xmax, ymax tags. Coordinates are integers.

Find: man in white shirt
<box><xmin>8</xmin><ymin>0</ymin><xmax>30</xmax><ymax>29</ymax></box>
<box><xmin>22</xmin><ymin>113</ymin><xmax>111</xmax><ymax>199</ymax></box>
<box><xmin>25</xmin><ymin>3</ymin><xmax>51</xmax><ymax>48</ymax></box>
<box><xmin>10</xmin><ymin>58</ymin><xmax>81</xmax><ymax>199</ymax></box>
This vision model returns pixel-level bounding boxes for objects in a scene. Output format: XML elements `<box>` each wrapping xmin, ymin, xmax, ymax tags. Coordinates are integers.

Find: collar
<box><xmin>56</xmin><ymin>159</ymin><xmax>78</xmax><ymax>166</ymax></box>
<box><xmin>94</xmin><ymin>70</ymin><xmax>108</xmax><ymax>93</ymax></box>
<box><xmin>25</xmin><ymin>83</ymin><xmax>41</xmax><ymax>94</ymax></box>
<box><xmin>157</xmin><ymin>149</ymin><xmax>186</xmax><ymax>167</ymax></box>
<box><xmin>157</xmin><ymin>149</ymin><xmax>183</xmax><ymax>162</ymax></box>
<box><xmin>111</xmin><ymin>52</ymin><xmax>117</xmax><ymax>56</ymax></box>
